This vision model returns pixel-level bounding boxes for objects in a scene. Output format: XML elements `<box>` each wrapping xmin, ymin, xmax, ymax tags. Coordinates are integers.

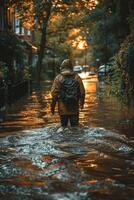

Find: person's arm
<box><xmin>76</xmin><ymin>75</ymin><xmax>85</xmax><ymax>109</ymax></box>
<box><xmin>50</xmin><ymin>75</ymin><xmax>61</xmax><ymax>114</ymax></box>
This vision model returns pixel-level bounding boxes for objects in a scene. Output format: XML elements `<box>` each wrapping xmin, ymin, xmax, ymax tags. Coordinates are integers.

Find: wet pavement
<box><xmin>0</xmin><ymin>76</ymin><xmax>134</xmax><ymax>200</ymax></box>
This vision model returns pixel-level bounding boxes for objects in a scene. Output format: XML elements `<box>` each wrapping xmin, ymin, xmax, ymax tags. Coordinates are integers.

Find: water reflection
<box><xmin>1</xmin><ymin>78</ymin><xmax>134</xmax><ymax>137</ymax></box>
<box><xmin>0</xmin><ymin>78</ymin><xmax>134</xmax><ymax>199</ymax></box>
<box><xmin>0</xmin><ymin>126</ymin><xmax>134</xmax><ymax>199</ymax></box>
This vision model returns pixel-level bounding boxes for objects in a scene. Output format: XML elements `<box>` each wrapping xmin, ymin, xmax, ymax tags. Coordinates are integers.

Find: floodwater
<box><xmin>0</xmin><ymin>76</ymin><xmax>134</xmax><ymax>200</ymax></box>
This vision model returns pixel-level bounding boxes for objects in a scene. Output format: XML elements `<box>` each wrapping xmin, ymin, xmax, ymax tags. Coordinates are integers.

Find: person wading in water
<box><xmin>50</xmin><ymin>59</ymin><xmax>85</xmax><ymax>127</ymax></box>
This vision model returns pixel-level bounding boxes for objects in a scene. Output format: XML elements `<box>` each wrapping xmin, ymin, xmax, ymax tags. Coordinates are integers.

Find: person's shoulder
<box><xmin>54</xmin><ymin>73</ymin><xmax>63</xmax><ymax>82</ymax></box>
<box><xmin>75</xmin><ymin>73</ymin><xmax>82</xmax><ymax>80</ymax></box>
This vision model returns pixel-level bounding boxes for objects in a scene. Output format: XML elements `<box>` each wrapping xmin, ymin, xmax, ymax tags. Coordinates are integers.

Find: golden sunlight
<box><xmin>72</xmin><ymin>35</ymin><xmax>88</xmax><ymax>50</ymax></box>
<box><xmin>84</xmin><ymin>0</ymin><xmax>99</xmax><ymax>10</ymax></box>
<box><xmin>77</xmin><ymin>40</ymin><xmax>88</xmax><ymax>50</ymax></box>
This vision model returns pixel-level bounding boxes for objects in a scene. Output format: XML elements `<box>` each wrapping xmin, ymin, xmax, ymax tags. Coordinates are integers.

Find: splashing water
<box><xmin>0</xmin><ymin>125</ymin><xmax>134</xmax><ymax>200</ymax></box>
<box><xmin>0</xmin><ymin>78</ymin><xmax>134</xmax><ymax>199</ymax></box>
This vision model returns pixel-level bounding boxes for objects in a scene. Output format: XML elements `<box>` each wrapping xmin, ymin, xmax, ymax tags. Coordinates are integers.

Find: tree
<box><xmin>85</xmin><ymin>0</ymin><xmax>131</xmax><ymax>65</ymax></box>
<box><xmin>14</xmin><ymin>0</ymin><xmax>98</xmax><ymax>82</ymax></box>
<box><xmin>35</xmin><ymin>0</ymin><xmax>52</xmax><ymax>83</ymax></box>
<box><xmin>35</xmin><ymin>0</ymin><xmax>97</xmax><ymax>82</ymax></box>
<box><xmin>91</xmin><ymin>0</ymin><xmax>134</xmax><ymax>99</ymax></box>
<box><xmin>9</xmin><ymin>0</ymin><xmax>98</xmax><ymax>82</ymax></box>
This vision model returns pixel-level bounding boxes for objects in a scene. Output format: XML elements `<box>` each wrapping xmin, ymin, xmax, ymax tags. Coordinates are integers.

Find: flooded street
<box><xmin>0</xmin><ymin>76</ymin><xmax>134</xmax><ymax>200</ymax></box>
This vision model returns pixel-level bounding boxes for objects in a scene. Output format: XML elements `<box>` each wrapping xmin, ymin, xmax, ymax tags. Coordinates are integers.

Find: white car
<box><xmin>73</xmin><ymin>65</ymin><xmax>83</xmax><ymax>73</ymax></box>
<box><xmin>98</xmin><ymin>65</ymin><xmax>109</xmax><ymax>80</ymax></box>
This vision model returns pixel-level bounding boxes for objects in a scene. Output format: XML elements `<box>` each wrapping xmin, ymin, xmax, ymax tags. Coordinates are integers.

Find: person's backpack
<box><xmin>60</xmin><ymin>74</ymin><xmax>80</xmax><ymax>108</ymax></box>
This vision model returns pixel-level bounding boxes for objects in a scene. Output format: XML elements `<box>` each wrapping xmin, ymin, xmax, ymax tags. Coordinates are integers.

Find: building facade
<box><xmin>0</xmin><ymin>1</ymin><xmax>37</xmax><ymax>82</ymax></box>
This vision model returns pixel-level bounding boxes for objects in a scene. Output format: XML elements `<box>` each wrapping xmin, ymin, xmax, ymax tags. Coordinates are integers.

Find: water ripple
<box><xmin>0</xmin><ymin>125</ymin><xmax>134</xmax><ymax>199</ymax></box>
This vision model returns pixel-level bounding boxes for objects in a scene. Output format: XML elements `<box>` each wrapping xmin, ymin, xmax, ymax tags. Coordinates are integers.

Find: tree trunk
<box><xmin>36</xmin><ymin>1</ymin><xmax>52</xmax><ymax>83</ymax></box>
<box><xmin>3</xmin><ymin>0</ymin><xmax>8</xmax><ymax>31</ymax></box>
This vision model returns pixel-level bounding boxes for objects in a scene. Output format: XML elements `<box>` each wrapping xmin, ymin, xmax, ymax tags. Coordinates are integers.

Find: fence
<box><xmin>0</xmin><ymin>80</ymin><xmax>32</xmax><ymax>121</ymax></box>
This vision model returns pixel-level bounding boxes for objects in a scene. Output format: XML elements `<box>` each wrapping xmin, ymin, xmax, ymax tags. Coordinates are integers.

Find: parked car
<box><xmin>73</xmin><ymin>65</ymin><xmax>83</xmax><ymax>73</ymax></box>
<box><xmin>98</xmin><ymin>65</ymin><xmax>109</xmax><ymax>81</ymax></box>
